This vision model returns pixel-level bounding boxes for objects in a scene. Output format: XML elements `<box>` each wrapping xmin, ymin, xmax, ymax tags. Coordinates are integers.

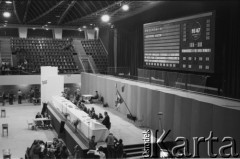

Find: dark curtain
<box><xmin>116</xmin><ymin>26</ymin><xmax>143</xmax><ymax>76</ymax></box>
<box><xmin>222</xmin><ymin>2</ymin><xmax>240</xmax><ymax>99</ymax></box>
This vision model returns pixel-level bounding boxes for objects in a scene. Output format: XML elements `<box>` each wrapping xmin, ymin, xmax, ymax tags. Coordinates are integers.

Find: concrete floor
<box><xmin>0</xmin><ymin>102</ymin><xmax>57</xmax><ymax>159</ymax></box>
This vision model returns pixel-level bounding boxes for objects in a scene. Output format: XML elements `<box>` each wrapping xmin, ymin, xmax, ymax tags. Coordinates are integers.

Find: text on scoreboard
<box><xmin>143</xmin><ymin>12</ymin><xmax>215</xmax><ymax>73</ymax></box>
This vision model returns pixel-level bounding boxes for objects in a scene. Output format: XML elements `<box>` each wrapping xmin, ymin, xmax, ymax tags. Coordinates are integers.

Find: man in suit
<box><xmin>102</xmin><ymin>111</ymin><xmax>111</xmax><ymax>130</ymax></box>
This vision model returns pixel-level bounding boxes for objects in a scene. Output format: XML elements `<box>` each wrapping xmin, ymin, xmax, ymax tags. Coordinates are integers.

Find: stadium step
<box><xmin>124</xmin><ymin>144</ymin><xmax>144</xmax><ymax>158</ymax></box>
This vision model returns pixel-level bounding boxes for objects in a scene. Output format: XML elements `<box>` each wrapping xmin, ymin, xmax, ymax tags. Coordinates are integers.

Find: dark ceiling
<box><xmin>0</xmin><ymin>0</ymin><xmax>161</xmax><ymax>28</ymax></box>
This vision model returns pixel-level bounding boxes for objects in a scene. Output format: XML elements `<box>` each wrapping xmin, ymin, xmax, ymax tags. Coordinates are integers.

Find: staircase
<box><xmin>0</xmin><ymin>38</ymin><xmax>12</xmax><ymax>64</ymax></box>
<box><xmin>72</xmin><ymin>39</ymin><xmax>97</xmax><ymax>73</ymax></box>
<box><xmin>124</xmin><ymin>144</ymin><xmax>144</xmax><ymax>158</ymax></box>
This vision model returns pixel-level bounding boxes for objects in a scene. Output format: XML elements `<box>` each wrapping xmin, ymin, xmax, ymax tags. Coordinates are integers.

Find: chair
<box><xmin>2</xmin><ymin>124</ymin><xmax>8</xmax><ymax>136</ymax></box>
<box><xmin>1</xmin><ymin>109</ymin><xmax>6</xmax><ymax>118</ymax></box>
<box><xmin>34</xmin><ymin>120</ymin><xmax>43</xmax><ymax>130</ymax></box>
<box><xmin>27</xmin><ymin>120</ymin><xmax>34</xmax><ymax>130</ymax></box>
<box><xmin>2</xmin><ymin>149</ymin><xmax>11</xmax><ymax>159</ymax></box>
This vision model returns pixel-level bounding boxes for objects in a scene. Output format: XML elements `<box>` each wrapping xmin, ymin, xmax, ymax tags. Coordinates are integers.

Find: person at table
<box><xmin>102</xmin><ymin>112</ymin><xmax>111</xmax><ymax>130</ymax></box>
<box><xmin>36</xmin><ymin>112</ymin><xmax>42</xmax><ymax>118</ymax></box>
<box><xmin>96</xmin><ymin>146</ymin><xmax>106</xmax><ymax>159</ymax></box>
<box><xmin>91</xmin><ymin>111</ymin><xmax>99</xmax><ymax>120</ymax></box>
<box><xmin>59</xmin><ymin>145</ymin><xmax>69</xmax><ymax>159</ymax></box>
<box><xmin>73</xmin><ymin>89</ymin><xmax>81</xmax><ymax>105</ymax></box>
<box><xmin>99</xmin><ymin>113</ymin><xmax>103</xmax><ymax>119</ymax></box>
<box><xmin>89</xmin><ymin>135</ymin><xmax>97</xmax><ymax>150</ymax></box>
<box><xmin>89</xmin><ymin>91</ymin><xmax>99</xmax><ymax>103</ymax></box>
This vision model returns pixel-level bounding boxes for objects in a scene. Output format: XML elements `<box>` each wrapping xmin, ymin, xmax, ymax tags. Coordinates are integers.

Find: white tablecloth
<box><xmin>51</xmin><ymin>96</ymin><xmax>109</xmax><ymax>142</ymax></box>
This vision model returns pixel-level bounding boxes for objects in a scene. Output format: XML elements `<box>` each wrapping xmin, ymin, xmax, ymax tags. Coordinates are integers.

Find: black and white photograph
<box><xmin>0</xmin><ymin>0</ymin><xmax>239</xmax><ymax>158</ymax></box>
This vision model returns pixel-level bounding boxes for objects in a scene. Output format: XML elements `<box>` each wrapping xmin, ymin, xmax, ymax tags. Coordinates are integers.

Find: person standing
<box><xmin>116</xmin><ymin>139</ymin><xmax>124</xmax><ymax>159</ymax></box>
<box><xmin>2</xmin><ymin>91</ymin><xmax>6</xmax><ymax>106</ymax></box>
<box><xmin>105</xmin><ymin>133</ymin><xmax>116</xmax><ymax>158</ymax></box>
<box><xmin>9</xmin><ymin>91</ymin><xmax>14</xmax><ymax>105</ymax></box>
<box><xmin>18</xmin><ymin>89</ymin><xmax>22</xmax><ymax>104</ymax></box>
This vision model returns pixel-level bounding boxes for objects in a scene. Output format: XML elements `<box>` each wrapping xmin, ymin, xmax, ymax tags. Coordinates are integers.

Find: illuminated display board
<box><xmin>143</xmin><ymin>12</ymin><xmax>215</xmax><ymax>73</ymax></box>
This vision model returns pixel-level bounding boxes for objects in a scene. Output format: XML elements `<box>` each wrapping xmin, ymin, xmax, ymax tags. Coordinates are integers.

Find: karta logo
<box><xmin>143</xmin><ymin>129</ymin><xmax>239</xmax><ymax>158</ymax></box>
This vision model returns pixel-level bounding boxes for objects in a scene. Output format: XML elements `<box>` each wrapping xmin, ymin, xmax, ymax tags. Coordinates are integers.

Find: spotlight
<box><xmin>82</xmin><ymin>26</ymin><xmax>87</xmax><ymax>29</ymax></box>
<box><xmin>3</xmin><ymin>12</ymin><xmax>11</xmax><ymax>18</ymax></box>
<box><xmin>101</xmin><ymin>14</ymin><xmax>110</xmax><ymax>22</ymax></box>
<box><xmin>46</xmin><ymin>28</ymin><xmax>49</xmax><ymax>30</ymax></box>
<box><xmin>48</xmin><ymin>22</ymin><xmax>51</xmax><ymax>24</ymax></box>
<box><xmin>33</xmin><ymin>28</ymin><xmax>36</xmax><ymax>30</ymax></box>
<box><xmin>94</xmin><ymin>27</ymin><xmax>99</xmax><ymax>31</ymax></box>
<box><xmin>5</xmin><ymin>1</ymin><xmax>12</xmax><ymax>4</ymax></box>
<box><xmin>78</xmin><ymin>28</ymin><xmax>82</xmax><ymax>31</ymax></box>
<box><xmin>122</xmin><ymin>4</ymin><xmax>129</xmax><ymax>11</ymax></box>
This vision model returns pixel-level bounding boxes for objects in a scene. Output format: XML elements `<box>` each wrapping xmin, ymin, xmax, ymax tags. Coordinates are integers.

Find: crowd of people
<box><xmin>26</xmin><ymin>138</ymin><xmax>69</xmax><ymax>159</ymax></box>
<box><xmin>0</xmin><ymin>87</ymin><xmax>40</xmax><ymax>106</ymax></box>
<box><xmin>87</xmin><ymin>134</ymin><xmax>124</xmax><ymax>159</ymax></box>
<box><xmin>62</xmin><ymin>88</ymin><xmax>125</xmax><ymax>158</ymax></box>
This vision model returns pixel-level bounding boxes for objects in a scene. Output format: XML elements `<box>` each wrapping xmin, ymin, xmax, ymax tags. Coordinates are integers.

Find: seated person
<box><xmin>89</xmin><ymin>91</ymin><xmax>99</xmax><ymax>103</ymax></box>
<box><xmin>90</xmin><ymin>107</ymin><xmax>95</xmax><ymax>114</ymax></box>
<box><xmin>89</xmin><ymin>136</ymin><xmax>97</xmax><ymax>150</ymax></box>
<box><xmin>99</xmin><ymin>113</ymin><xmax>103</xmax><ymax>119</ymax></box>
<box><xmin>83</xmin><ymin>106</ymin><xmax>88</xmax><ymax>113</ymax></box>
<box><xmin>43</xmin><ymin>112</ymin><xmax>51</xmax><ymax>128</ymax></box>
<box><xmin>102</xmin><ymin>112</ymin><xmax>111</xmax><ymax>130</ymax></box>
<box><xmin>96</xmin><ymin>146</ymin><xmax>106</xmax><ymax>159</ymax></box>
<box><xmin>91</xmin><ymin>112</ymin><xmax>98</xmax><ymax>120</ymax></box>
<box><xmin>35</xmin><ymin>112</ymin><xmax>42</xmax><ymax>118</ymax></box>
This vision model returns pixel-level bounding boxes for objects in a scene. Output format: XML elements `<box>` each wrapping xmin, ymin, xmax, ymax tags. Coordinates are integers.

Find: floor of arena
<box><xmin>0</xmin><ymin>103</ymin><xmax>57</xmax><ymax>158</ymax></box>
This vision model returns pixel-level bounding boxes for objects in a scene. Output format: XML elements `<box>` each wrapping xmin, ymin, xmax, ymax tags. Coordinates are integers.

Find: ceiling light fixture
<box><xmin>94</xmin><ymin>27</ymin><xmax>99</xmax><ymax>31</ymax></box>
<box><xmin>3</xmin><ymin>12</ymin><xmax>11</xmax><ymax>18</ymax></box>
<box><xmin>101</xmin><ymin>14</ymin><xmax>110</xmax><ymax>22</ymax></box>
<box><xmin>48</xmin><ymin>22</ymin><xmax>51</xmax><ymax>24</ymax></box>
<box><xmin>33</xmin><ymin>28</ymin><xmax>36</xmax><ymax>30</ymax></box>
<box><xmin>82</xmin><ymin>26</ymin><xmax>87</xmax><ymax>29</ymax></box>
<box><xmin>122</xmin><ymin>4</ymin><xmax>129</xmax><ymax>11</ymax></box>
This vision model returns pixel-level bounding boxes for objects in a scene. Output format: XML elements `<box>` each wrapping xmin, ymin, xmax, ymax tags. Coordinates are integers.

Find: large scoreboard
<box><xmin>143</xmin><ymin>12</ymin><xmax>215</xmax><ymax>73</ymax></box>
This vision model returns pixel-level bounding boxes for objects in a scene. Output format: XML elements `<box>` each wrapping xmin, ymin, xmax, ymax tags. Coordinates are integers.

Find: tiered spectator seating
<box><xmin>11</xmin><ymin>38</ymin><xmax>79</xmax><ymax>74</ymax></box>
<box><xmin>27</xmin><ymin>29</ymin><xmax>53</xmax><ymax>39</ymax></box>
<box><xmin>0</xmin><ymin>28</ymin><xmax>19</xmax><ymax>37</ymax></box>
<box><xmin>62</xmin><ymin>30</ymin><xmax>85</xmax><ymax>39</ymax></box>
<box><xmin>81</xmin><ymin>39</ymin><xmax>108</xmax><ymax>73</ymax></box>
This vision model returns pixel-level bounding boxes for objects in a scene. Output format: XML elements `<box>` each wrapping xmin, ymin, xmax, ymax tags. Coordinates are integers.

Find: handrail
<box><xmin>99</xmin><ymin>38</ymin><xmax>108</xmax><ymax>55</ymax></box>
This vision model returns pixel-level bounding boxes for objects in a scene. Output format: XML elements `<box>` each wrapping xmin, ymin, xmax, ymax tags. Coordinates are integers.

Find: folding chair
<box><xmin>2</xmin><ymin>124</ymin><xmax>8</xmax><ymax>136</ymax></box>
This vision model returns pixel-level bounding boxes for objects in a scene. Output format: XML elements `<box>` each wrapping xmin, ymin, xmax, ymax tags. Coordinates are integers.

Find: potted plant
<box><xmin>73</xmin><ymin>119</ymin><xmax>80</xmax><ymax>132</ymax></box>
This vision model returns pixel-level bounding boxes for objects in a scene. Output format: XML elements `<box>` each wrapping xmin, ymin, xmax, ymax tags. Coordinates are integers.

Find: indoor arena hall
<box><xmin>0</xmin><ymin>1</ymin><xmax>240</xmax><ymax>158</ymax></box>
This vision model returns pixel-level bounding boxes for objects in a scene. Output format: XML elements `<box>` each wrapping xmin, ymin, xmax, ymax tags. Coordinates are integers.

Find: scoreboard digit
<box><xmin>143</xmin><ymin>12</ymin><xmax>215</xmax><ymax>73</ymax></box>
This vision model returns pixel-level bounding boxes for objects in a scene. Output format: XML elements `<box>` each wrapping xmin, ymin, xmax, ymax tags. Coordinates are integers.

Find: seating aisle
<box><xmin>0</xmin><ymin>104</ymin><xmax>57</xmax><ymax>158</ymax></box>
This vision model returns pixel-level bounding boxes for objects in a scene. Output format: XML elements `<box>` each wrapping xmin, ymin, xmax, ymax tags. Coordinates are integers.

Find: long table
<box><xmin>51</xmin><ymin>96</ymin><xmax>109</xmax><ymax>142</ymax></box>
